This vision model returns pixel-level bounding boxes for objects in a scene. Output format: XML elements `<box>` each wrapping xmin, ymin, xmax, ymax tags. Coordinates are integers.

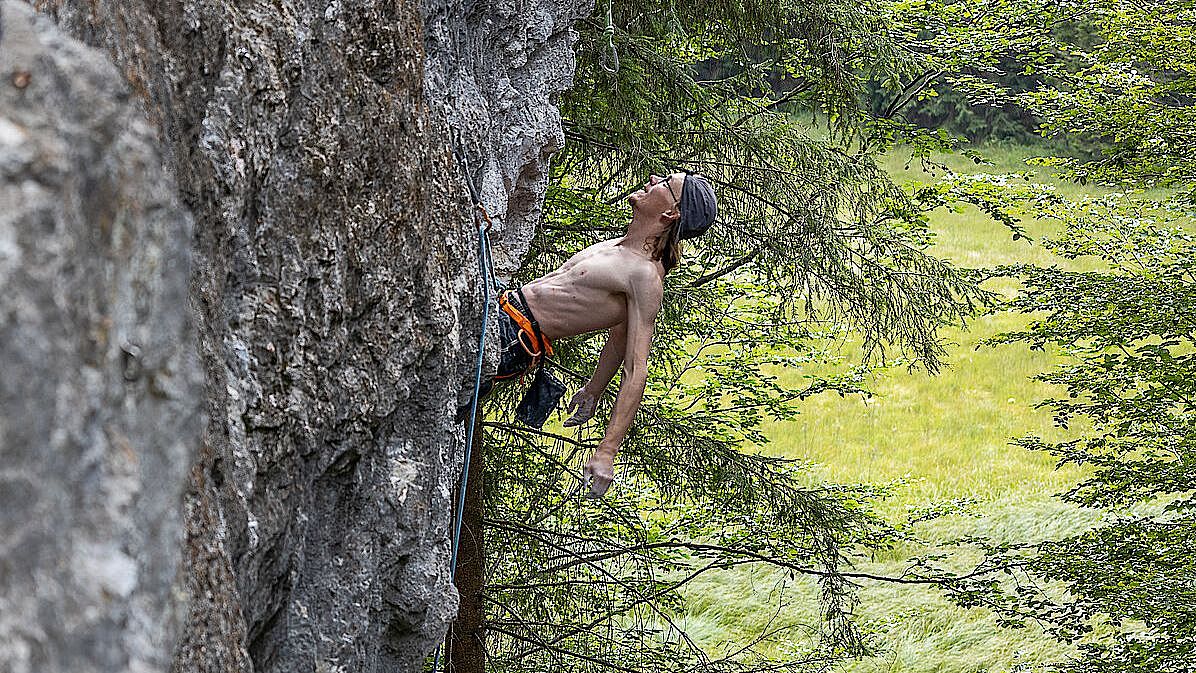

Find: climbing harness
<box><xmin>599</xmin><ymin>0</ymin><xmax>620</xmax><ymax>74</ymax></box>
<box><xmin>433</xmin><ymin>135</ymin><xmax>501</xmax><ymax>673</ymax></box>
<box><xmin>495</xmin><ymin>289</ymin><xmax>554</xmax><ymax>382</ymax></box>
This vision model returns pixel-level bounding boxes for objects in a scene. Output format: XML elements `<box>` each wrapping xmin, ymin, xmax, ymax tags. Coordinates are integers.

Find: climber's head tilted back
<box><xmin>627</xmin><ymin>171</ymin><xmax>718</xmax><ymax>272</ymax></box>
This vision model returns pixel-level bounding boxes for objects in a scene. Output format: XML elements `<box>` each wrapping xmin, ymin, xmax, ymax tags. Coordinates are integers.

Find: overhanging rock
<box><xmin>16</xmin><ymin>0</ymin><xmax>592</xmax><ymax>671</ymax></box>
<box><xmin>423</xmin><ymin>0</ymin><xmax>594</xmax><ymax>278</ymax></box>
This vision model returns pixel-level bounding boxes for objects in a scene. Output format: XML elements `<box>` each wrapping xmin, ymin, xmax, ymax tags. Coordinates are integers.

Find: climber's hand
<box><xmin>581</xmin><ymin>448</ymin><xmax>616</xmax><ymax>498</ymax></box>
<box><xmin>562</xmin><ymin>387</ymin><xmax>599</xmax><ymax>427</ymax></box>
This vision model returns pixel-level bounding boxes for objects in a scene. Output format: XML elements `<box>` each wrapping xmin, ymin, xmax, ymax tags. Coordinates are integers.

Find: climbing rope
<box><xmin>433</xmin><ymin>135</ymin><xmax>499</xmax><ymax>673</ymax></box>
<box><xmin>452</xmin><ymin>209</ymin><xmax>493</xmax><ymax>574</ymax></box>
<box><xmin>599</xmin><ymin>0</ymin><xmax>620</xmax><ymax>74</ymax></box>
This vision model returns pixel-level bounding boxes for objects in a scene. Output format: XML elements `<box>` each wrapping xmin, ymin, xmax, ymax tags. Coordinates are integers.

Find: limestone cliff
<box><xmin>1</xmin><ymin>0</ymin><xmax>589</xmax><ymax>671</ymax></box>
<box><xmin>0</xmin><ymin>3</ymin><xmax>201</xmax><ymax>671</ymax></box>
<box><xmin>423</xmin><ymin>0</ymin><xmax>587</xmax><ymax>277</ymax></box>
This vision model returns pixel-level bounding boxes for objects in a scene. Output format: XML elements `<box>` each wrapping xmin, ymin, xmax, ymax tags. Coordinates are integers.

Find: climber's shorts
<box><xmin>495</xmin><ymin>308</ymin><xmax>534</xmax><ymax>380</ymax></box>
<box><xmin>494</xmin><ymin>289</ymin><xmax>552</xmax><ymax>380</ymax></box>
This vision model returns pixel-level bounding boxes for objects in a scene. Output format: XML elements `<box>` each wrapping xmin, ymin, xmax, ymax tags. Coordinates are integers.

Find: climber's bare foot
<box><xmin>582</xmin><ymin>451</ymin><xmax>615</xmax><ymax>498</ymax></box>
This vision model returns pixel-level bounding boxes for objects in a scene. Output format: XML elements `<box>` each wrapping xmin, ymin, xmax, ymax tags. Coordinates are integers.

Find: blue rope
<box><xmin>432</xmin><ymin>214</ymin><xmax>493</xmax><ymax>673</ymax></box>
<box><xmin>454</xmin><ymin>220</ymin><xmax>492</xmax><ymax>572</ymax></box>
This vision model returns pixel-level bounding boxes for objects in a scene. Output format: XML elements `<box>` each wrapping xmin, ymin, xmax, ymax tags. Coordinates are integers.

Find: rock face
<box><xmin>423</xmin><ymin>0</ymin><xmax>591</xmax><ymax>277</ymax></box>
<box><xmin>5</xmin><ymin>0</ymin><xmax>590</xmax><ymax>671</ymax></box>
<box><xmin>0</xmin><ymin>3</ymin><xmax>202</xmax><ymax>672</ymax></box>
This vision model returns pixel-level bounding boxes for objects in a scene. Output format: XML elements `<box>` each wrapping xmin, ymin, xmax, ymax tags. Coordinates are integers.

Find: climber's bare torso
<box><xmin>508</xmin><ymin>172</ymin><xmax>693</xmax><ymax>498</ymax></box>
<box><xmin>521</xmin><ymin>239</ymin><xmax>665</xmax><ymax>341</ymax></box>
<box><xmin>518</xmin><ymin>236</ymin><xmax>666</xmax><ymax>497</ymax></box>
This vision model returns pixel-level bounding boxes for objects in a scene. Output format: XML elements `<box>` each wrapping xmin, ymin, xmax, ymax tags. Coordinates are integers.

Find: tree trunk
<box><xmin>447</xmin><ymin>409</ymin><xmax>487</xmax><ymax>673</ymax></box>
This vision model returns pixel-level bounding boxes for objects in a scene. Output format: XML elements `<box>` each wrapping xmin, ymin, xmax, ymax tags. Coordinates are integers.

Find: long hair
<box><xmin>652</xmin><ymin>218</ymin><xmax>684</xmax><ymax>273</ymax></box>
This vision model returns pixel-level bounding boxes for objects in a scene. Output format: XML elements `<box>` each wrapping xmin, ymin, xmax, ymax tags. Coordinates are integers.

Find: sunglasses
<box><xmin>656</xmin><ymin>175</ymin><xmax>680</xmax><ymax>204</ymax></box>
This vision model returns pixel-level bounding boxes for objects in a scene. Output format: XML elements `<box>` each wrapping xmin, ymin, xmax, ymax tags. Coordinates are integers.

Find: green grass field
<box><xmin>679</xmin><ymin>145</ymin><xmax>1108</xmax><ymax>672</ymax></box>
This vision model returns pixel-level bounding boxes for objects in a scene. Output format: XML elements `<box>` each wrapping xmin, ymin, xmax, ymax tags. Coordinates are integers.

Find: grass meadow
<box><xmin>679</xmin><ymin>145</ymin><xmax>1109</xmax><ymax>672</ymax></box>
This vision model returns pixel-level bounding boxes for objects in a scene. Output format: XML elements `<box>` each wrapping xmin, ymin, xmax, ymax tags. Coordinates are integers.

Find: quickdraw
<box><xmin>599</xmin><ymin>0</ymin><xmax>620</xmax><ymax>74</ymax></box>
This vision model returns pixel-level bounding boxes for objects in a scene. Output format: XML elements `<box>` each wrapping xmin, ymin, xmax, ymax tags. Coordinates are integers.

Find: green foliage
<box><xmin>482</xmin><ymin>186</ymin><xmax>899</xmax><ymax>671</ymax></box>
<box><xmin>908</xmin><ymin>3</ymin><xmax>1196</xmax><ymax>671</ymax></box>
<box><xmin>1019</xmin><ymin>2</ymin><xmax>1196</xmax><ymax>195</ymax></box>
<box><xmin>560</xmin><ymin>0</ymin><xmax>983</xmax><ymax>371</ymax></box>
<box><xmin>864</xmin><ymin>60</ymin><xmax>1044</xmax><ymax>144</ymax></box>
<box><xmin>471</xmin><ymin>1</ymin><xmax>998</xmax><ymax>671</ymax></box>
<box><xmin>970</xmin><ymin>200</ymin><xmax>1196</xmax><ymax>673</ymax></box>
<box><xmin>463</xmin><ymin>0</ymin><xmax>1196</xmax><ymax>671</ymax></box>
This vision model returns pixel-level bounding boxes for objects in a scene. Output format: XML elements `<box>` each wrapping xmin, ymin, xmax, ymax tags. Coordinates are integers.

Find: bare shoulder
<box><xmin>586</xmin><ymin>238</ymin><xmax>623</xmax><ymax>253</ymax></box>
<box><xmin>623</xmin><ymin>255</ymin><xmax>664</xmax><ymax>299</ymax></box>
<box><xmin>629</xmin><ymin>258</ymin><xmax>664</xmax><ymax>285</ymax></box>
<box><xmin>562</xmin><ymin>238</ymin><xmax>620</xmax><ymax>265</ymax></box>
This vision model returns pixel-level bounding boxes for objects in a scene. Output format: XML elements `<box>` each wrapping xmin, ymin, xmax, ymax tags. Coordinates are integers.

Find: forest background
<box><xmin>443</xmin><ymin>2</ymin><xmax>1195</xmax><ymax>673</ymax></box>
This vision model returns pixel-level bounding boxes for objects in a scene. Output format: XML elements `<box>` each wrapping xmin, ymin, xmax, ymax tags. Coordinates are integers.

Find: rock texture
<box><xmin>423</xmin><ymin>0</ymin><xmax>591</xmax><ymax>277</ymax></box>
<box><xmin>0</xmin><ymin>3</ymin><xmax>202</xmax><ymax>672</ymax></box>
<box><xmin>7</xmin><ymin>0</ymin><xmax>591</xmax><ymax>671</ymax></box>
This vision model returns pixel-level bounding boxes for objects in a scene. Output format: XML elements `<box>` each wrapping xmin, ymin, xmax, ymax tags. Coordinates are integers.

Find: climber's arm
<box><xmin>588</xmin><ymin>322</ymin><xmax>627</xmax><ymax>393</ymax></box>
<box><xmin>563</xmin><ymin>321</ymin><xmax>626</xmax><ymax>426</ymax></box>
<box><xmin>596</xmin><ymin>270</ymin><xmax>662</xmax><ymax>456</ymax></box>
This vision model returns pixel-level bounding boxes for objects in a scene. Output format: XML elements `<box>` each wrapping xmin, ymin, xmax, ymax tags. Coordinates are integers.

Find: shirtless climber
<box><xmin>489</xmin><ymin>172</ymin><xmax>717</xmax><ymax>497</ymax></box>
